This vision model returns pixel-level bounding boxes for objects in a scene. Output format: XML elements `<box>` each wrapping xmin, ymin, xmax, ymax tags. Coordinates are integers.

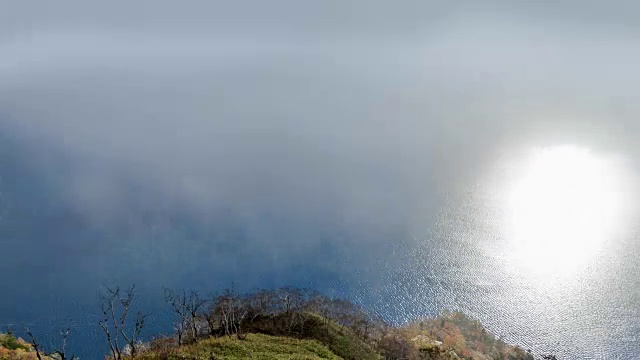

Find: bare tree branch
<box><xmin>100</xmin><ymin>284</ymin><xmax>147</xmax><ymax>359</ymax></box>
<box><xmin>26</xmin><ymin>328</ymin><xmax>43</xmax><ymax>360</ymax></box>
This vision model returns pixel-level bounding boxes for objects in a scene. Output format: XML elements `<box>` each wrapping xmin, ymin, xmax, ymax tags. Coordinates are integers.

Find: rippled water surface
<box><xmin>381</xmin><ymin>147</ymin><xmax>640</xmax><ymax>359</ymax></box>
<box><xmin>3</xmin><ymin>4</ymin><xmax>640</xmax><ymax>358</ymax></box>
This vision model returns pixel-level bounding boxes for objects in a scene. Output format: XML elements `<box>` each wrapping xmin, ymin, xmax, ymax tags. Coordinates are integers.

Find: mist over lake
<box><xmin>2</xmin><ymin>1</ymin><xmax>640</xmax><ymax>359</ymax></box>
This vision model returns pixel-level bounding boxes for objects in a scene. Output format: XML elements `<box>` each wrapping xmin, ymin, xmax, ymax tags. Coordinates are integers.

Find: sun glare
<box><xmin>507</xmin><ymin>145</ymin><xmax>622</xmax><ymax>276</ymax></box>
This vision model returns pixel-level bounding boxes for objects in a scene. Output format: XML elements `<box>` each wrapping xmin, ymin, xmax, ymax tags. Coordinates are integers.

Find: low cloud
<box><xmin>1</xmin><ymin>2</ymin><xmax>640</xmax><ymax>348</ymax></box>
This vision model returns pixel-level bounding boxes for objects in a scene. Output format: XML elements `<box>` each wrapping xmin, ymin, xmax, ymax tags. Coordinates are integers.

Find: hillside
<box><xmin>385</xmin><ymin>312</ymin><xmax>534</xmax><ymax>360</ymax></box>
<box><xmin>137</xmin><ymin>333</ymin><xmax>341</xmax><ymax>360</ymax></box>
<box><xmin>0</xmin><ymin>332</ymin><xmax>55</xmax><ymax>360</ymax></box>
<box><xmin>247</xmin><ymin>313</ymin><xmax>381</xmax><ymax>360</ymax></box>
<box><xmin>134</xmin><ymin>308</ymin><xmax>533</xmax><ymax>360</ymax></box>
<box><xmin>137</xmin><ymin>313</ymin><xmax>382</xmax><ymax>360</ymax></box>
<box><xmin>4</xmin><ymin>287</ymin><xmax>543</xmax><ymax>360</ymax></box>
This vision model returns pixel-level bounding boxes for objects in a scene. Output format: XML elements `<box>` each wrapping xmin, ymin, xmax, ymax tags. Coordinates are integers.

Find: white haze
<box><xmin>2</xmin><ymin>1</ymin><xmax>640</xmax><ymax>357</ymax></box>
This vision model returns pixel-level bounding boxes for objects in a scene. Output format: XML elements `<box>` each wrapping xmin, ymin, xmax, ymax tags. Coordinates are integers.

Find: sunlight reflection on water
<box><xmin>504</xmin><ymin>145</ymin><xmax>628</xmax><ymax>278</ymax></box>
<box><xmin>393</xmin><ymin>143</ymin><xmax>640</xmax><ymax>359</ymax></box>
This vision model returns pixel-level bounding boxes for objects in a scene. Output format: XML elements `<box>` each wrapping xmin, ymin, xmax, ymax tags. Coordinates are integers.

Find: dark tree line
<box><xmin>16</xmin><ymin>284</ymin><xmax>555</xmax><ymax>360</ymax></box>
<box><xmin>22</xmin><ymin>285</ymin><xmax>377</xmax><ymax>359</ymax></box>
<box><xmin>20</xmin><ymin>285</ymin><xmax>391</xmax><ymax>359</ymax></box>
<box><xmin>158</xmin><ymin>286</ymin><xmax>386</xmax><ymax>348</ymax></box>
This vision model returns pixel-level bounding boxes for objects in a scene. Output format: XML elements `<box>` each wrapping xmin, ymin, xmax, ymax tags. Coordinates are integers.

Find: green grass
<box><xmin>139</xmin><ymin>313</ymin><xmax>381</xmax><ymax>360</ymax></box>
<box><xmin>0</xmin><ymin>333</ymin><xmax>29</xmax><ymax>351</ymax></box>
<box><xmin>244</xmin><ymin>312</ymin><xmax>381</xmax><ymax>360</ymax></box>
<box><xmin>295</xmin><ymin>314</ymin><xmax>381</xmax><ymax>360</ymax></box>
<box><xmin>139</xmin><ymin>333</ymin><xmax>343</xmax><ymax>360</ymax></box>
<box><xmin>134</xmin><ymin>312</ymin><xmax>532</xmax><ymax>360</ymax></box>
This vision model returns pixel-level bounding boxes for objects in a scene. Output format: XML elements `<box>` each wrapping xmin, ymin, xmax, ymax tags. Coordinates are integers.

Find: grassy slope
<box><xmin>0</xmin><ymin>333</ymin><xmax>54</xmax><ymax>360</ymax></box>
<box><xmin>139</xmin><ymin>312</ymin><xmax>534</xmax><ymax>360</ymax></box>
<box><xmin>139</xmin><ymin>333</ymin><xmax>342</xmax><ymax>360</ymax></box>
<box><xmin>294</xmin><ymin>314</ymin><xmax>381</xmax><ymax>360</ymax></box>
<box><xmin>140</xmin><ymin>313</ymin><xmax>381</xmax><ymax>360</ymax></box>
<box><xmin>1</xmin><ymin>312</ymin><xmax>535</xmax><ymax>360</ymax></box>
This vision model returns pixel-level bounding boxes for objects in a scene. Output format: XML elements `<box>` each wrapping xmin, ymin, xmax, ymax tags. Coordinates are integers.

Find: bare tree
<box><xmin>53</xmin><ymin>327</ymin><xmax>77</xmax><ymax>360</ymax></box>
<box><xmin>163</xmin><ymin>288</ymin><xmax>208</xmax><ymax>343</ymax></box>
<box><xmin>164</xmin><ymin>288</ymin><xmax>193</xmax><ymax>345</ymax></box>
<box><xmin>306</xmin><ymin>294</ymin><xmax>332</xmax><ymax>329</ymax></box>
<box><xmin>99</xmin><ymin>284</ymin><xmax>147</xmax><ymax>359</ymax></box>
<box><xmin>214</xmin><ymin>290</ymin><xmax>233</xmax><ymax>338</ymax></box>
<box><xmin>378</xmin><ymin>335</ymin><xmax>414</xmax><ymax>360</ymax></box>
<box><xmin>203</xmin><ymin>298</ymin><xmax>218</xmax><ymax>337</ymax></box>
<box><xmin>277</xmin><ymin>287</ymin><xmax>298</xmax><ymax>314</ymax></box>
<box><xmin>26</xmin><ymin>327</ymin><xmax>77</xmax><ymax>360</ymax></box>
<box><xmin>187</xmin><ymin>290</ymin><xmax>207</xmax><ymax>341</ymax></box>
<box><xmin>213</xmin><ymin>289</ymin><xmax>248</xmax><ymax>340</ymax></box>
<box><xmin>275</xmin><ymin>287</ymin><xmax>311</xmax><ymax>334</ymax></box>
<box><xmin>246</xmin><ymin>289</ymin><xmax>276</xmax><ymax>322</ymax></box>
<box><xmin>26</xmin><ymin>329</ymin><xmax>44</xmax><ymax>360</ymax></box>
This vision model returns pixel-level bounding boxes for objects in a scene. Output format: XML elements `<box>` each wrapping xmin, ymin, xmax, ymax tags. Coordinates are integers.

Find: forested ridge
<box><xmin>1</xmin><ymin>286</ymin><xmax>554</xmax><ymax>360</ymax></box>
